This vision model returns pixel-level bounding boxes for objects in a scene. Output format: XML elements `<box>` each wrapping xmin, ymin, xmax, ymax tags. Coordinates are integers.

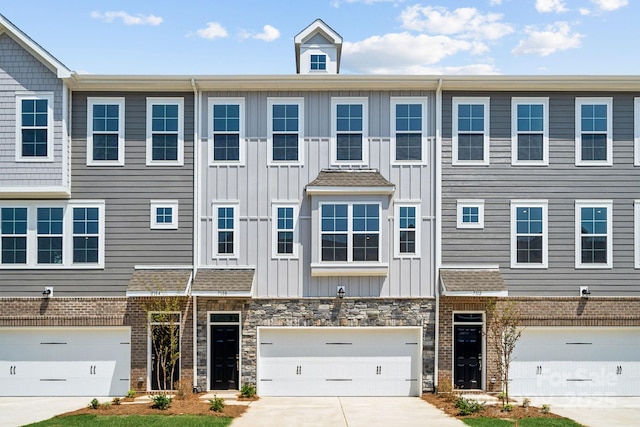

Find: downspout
<box><xmin>434</xmin><ymin>77</ymin><xmax>443</xmax><ymax>391</ymax></box>
<box><xmin>191</xmin><ymin>78</ymin><xmax>200</xmax><ymax>391</ymax></box>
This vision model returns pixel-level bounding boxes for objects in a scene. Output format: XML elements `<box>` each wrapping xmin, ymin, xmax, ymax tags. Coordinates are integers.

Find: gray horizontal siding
<box><xmin>200</xmin><ymin>90</ymin><xmax>436</xmax><ymax>298</ymax></box>
<box><xmin>442</xmin><ymin>91</ymin><xmax>640</xmax><ymax>296</ymax></box>
<box><xmin>0</xmin><ymin>33</ymin><xmax>64</xmax><ymax>188</ymax></box>
<box><xmin>0</xmin><ymin>92</ymin><xmax>194</xmax><ymax>297</ymax></box>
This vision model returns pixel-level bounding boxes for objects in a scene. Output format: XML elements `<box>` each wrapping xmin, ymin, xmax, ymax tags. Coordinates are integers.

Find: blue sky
<box><xmin>1</xmin><ymin>0</ymin><xmax>635</xmax><ymax>75</ymax></box>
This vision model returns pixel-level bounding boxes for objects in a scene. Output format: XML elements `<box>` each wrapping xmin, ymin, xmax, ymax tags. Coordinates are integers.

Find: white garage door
<box><xmin>257</xmin><ymin>327</ymin><xmax>422</xmax><ymax>397</ymax></box>
<box><xmin>510</xmin><ymin>327</ymin><xmax>640</xmax><ymax>397</ymax></box>
<box><xmin>0</xmin><ymin>327</ymin><xmax>131</xmax><ymax>396</ymax></box>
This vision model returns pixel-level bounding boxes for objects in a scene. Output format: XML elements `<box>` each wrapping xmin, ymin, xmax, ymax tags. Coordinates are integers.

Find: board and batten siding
<box><xmin>0</xmin><ymin>33</ymin><xmax>65</xmax><ymax>187</ymax></box>
<box><xmin>0</xmin><ymin>92</ymin><xmax>194</xmax><ymax>296</ymax></box>
<box><xmin>442</xmin><ymin>91</ymin><xmax>640</xmax><ymax>296</ymax></box>
<box><xmin>200</xmin><ymin>90</ymin><xmax>436</xmax><ymax>298</ymax></box>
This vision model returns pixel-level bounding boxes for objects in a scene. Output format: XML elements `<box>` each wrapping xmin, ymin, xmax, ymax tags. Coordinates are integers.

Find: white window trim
<box><xmin>575</xmin><ymin>97</ymin><xmax>613</xmax><ymax>166</ymax></box>
<box><xmin>394</xmin><ymin>201</ymin><xmax>421</xmax><ymax>258</ymax></box>
<box><xmin>87</xmin><ymin>97</ymin><xmax>125</xmax><ymax>166</ymax></box>
<box><xmin>271</xmin><ymin>202</ymin><xmax>299</xmax><ymax>259</ymax></box>
<box><xmin>391</xmin><ymin>97</ymin><xmax>428</xmax><ymax>165</ymax></box>
<box><xmin>267</xmin><ymin>97</ymin><xmax>304</xmax><ymax>166</ymax></box>
<box><xmin>15</xmin><ymin>92</ymin><xmax>54</xmax><ymax>162</ymax></box>
<box><xmin>511</xmin><ymin>97</ymin><xmax>549</xmax><ymax>166</ymax></box>
<box><xmin>318</xmin><ymin>201</ymin><xmax>382</xmax><ymax>263</ymax></box>
<box><xmin>635</xmin><ymin>200</ymin><xmax>640</xmax><ymax>268</ymax></box>
<box><xmin>456</xmin><ymin>200</ymin><xmax>484</xmax><ymax>229</ymax></box>
<box><xmin>208</xmin><ymin>97</ymin><xmax>245</xmax><ymax>166</ymax></box>
<box><xmin>146</xmin><ymin>97</ymin><xmax>184</xmax><ymax>166</ymax></box>
<box><xmin>212</xmin><ymin>202</ymin><xmax>239</xmax><ymax>259</ymax></box>
<box><xmin>0</xmin><ymin>200</ymin><xmax>105</xmax><ymax>269</ymax></box>
<box><xmin>452</xmin><ymin>97</ymin><xmax>490</xmax><ymax>166</ymax></box>
<box><xmin>330</xmin><ymin>97</ymin><xmax>369</xmax><ymax>166</ymax></box>
<box><xmin>150</xmin><ymin>200</ymin><xmax>179</xmax><ymax>230</ymax></box>
<box><xmin>634</xmin><ymin>98</ymin><xmax>640</xmax><ymax>166</ymax></box>
<box><xmin>510</xmin><ymin>200</ymin><xmax>548</xmax><ymax>269</ymax></box>
<box><xmin>575</xmin><ymin>200</ymin><xmax>613</xmax><ymax>269</ymax></box>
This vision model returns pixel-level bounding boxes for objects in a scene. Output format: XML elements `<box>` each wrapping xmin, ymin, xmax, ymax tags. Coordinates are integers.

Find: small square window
<box><xmin>457</xmin><ymin>200</ymin><xmax>484</xmax><ymax>229</ymax></box>
<box><xmin>150</xmin><ymin>200</ymin><xmax>179</xmax><ymax>230</ymax></box>
<box><xmin>310</xmin><ymin>54</ymin><xmax>326</xmax><ymax>71</ymax></box>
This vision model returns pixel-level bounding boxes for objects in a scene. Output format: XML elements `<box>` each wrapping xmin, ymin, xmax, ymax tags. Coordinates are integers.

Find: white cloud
<box><xmin>332</xmin><ymin>0</ymin><xmax>403</xmax><ymax>6</ymax></box>
<box><xmin>244</xmin><ymin>25</ymin><xmax>281</xmax><ymax>42</ymax></box>
<box><xmin>579</xmin><ymin>8</ymin><xmax>591</xmax><ymax>15</ymax></box>
<box><xmin>196</xmin><ymin>22</ymin><xmax>228</xmax><ymax>40</ymax></box>
<box><xmin>535</xmin><ymin>0</ymin><xmax>568</xmax><ymax>13</ymax></box>
<box><xmin>399</xmin><ymin>5</ymin><xmax>513</xmax><ymax>40</ymax></box>
<box><xmin>90</xmin><ymin>11</ymin><xmax>162</xmax><ymax>26</ymax></box>
<box><xmin>489</xmin><ymin>0</ymin><xmax>503</xmax><ymax>5</ymax></box>
<box><xmin>591</xmin><ymin>0</ymin><xmax>628</xmax><ymax>11</ymax></box>
<box><xmin>512</xmin><ymin>22</ymin><xmax>583</xmax><ymax>56</ymax></box>
<box><xmin>342</xmin><ymin>32</ymin><xmax>489</xmax><ymax>74</ymax></box>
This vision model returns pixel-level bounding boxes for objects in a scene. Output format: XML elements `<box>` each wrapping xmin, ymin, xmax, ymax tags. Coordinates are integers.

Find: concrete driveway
<box><xmin>528</xmin><ymin>397</ymin><xmax>640</xmax><ymax>427</ymax></box>
<box><xmin>230</xmin><ymin>396</ymin><xmax>466</xmax><ymax>427</ymax></box>
<box><xmin>0</xmin><ymin>396</ymin><xmax>91</xmax><ymax>427</ymax></box>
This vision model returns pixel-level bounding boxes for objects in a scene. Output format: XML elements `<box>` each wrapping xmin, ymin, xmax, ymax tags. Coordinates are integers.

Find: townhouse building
<box><xmin>1</xmin><ymin>14</ymin><xmax>639</xmax><ymax>399</ymax></box>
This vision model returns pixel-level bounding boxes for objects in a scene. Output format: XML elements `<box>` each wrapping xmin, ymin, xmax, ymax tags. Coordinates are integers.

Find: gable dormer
<box><xmin>294</xmin><ymin>19</ymin><xmax>342</xmax><ymax>75</ymax></box>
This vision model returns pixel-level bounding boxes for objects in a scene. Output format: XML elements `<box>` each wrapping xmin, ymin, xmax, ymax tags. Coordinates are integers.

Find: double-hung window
<box><xmin>272</xmin><ymin>204</ymin><xmax>298</xmax><ymax>258</ymax></box>
<box><xmin>391</xmin><ymin>97</ymin><xmax>427</xmax><ymax>163</ymax></box>
<box><xmin>268</xmin><ymin>98</ymin><xmax>303</xmax><ymax>164</ymax></box>
<box><xmin>394</xmin><ymin>203</ymin><xmax>420</xmax><ymax>258</ymax></box>
<box><xmin>150</xmin><ymin>200</ymin><xmax>179</xmax><ymax>230</ymax></box>
<box><xmin>575</xmin><ymin>98</ymin><xmax>612</xmax><ymax>166</ymax></box>
<box><xmin>1</xmin><ymin>207</ymin><xmax>27</xmax><ymax>264</ymax></box>
<box><xmin>210</xmin><ymin>98</ymin><xmax>244</xmax><ymax>164</ymax></box>
<box><xmin>331</xmin><ymin>97</ymin><xmax>368</xmax><ymax>165</ymax></box>
<box><xmin>575</xmin><ymin>201</ymin><xmax>612</xmax><ymax>268</ymax></box>
<box><xmin>512</xmin><ymin>98</ymin><xmax>548</xmax><ymax>165</ymax></box>
<box><xmin>310</xmin><ymin>54</ymin><xmax>326</xmax><ymax>71</ymax></box>
<box><xmin>321</xmin><ymin>203</ymin><xmax>380</xmax><ymax>262</ymax></box>
<box><xmin>87</xmin><ymin>97</ymin><xmax>125</xmax><ymax>165</ymax></box>
<box><xmin>510</xmin><ymin>201</ymin><xmax>547</xmax><ymax>268</ymax></box>
<box><xmin>213</xmin><ymin>203</ymin><xmax>238</xmax><ymax>258</ymax></box>
<box><xmin>452</xmin><ymin>97</ymin><xmax>490</xmax><ymax>165</ymax></box>
<box><xmin>146</xmin><ymin>97</ymin><xmax>184</xmax><ymax>165</ymax></box>
<box><xmin>16</xmin><ymin>93</ymin><xmax>53</xmax><ymax>161</ymax></box>
<box><xmin>0</xmin><ymin>202</ymin><xmax>104</xmax><ymax>268</ymax></box>
<box><xmin>456</xmin><ymin>200</ymin><xmax>484</xmax><ymax>229</ymax></box>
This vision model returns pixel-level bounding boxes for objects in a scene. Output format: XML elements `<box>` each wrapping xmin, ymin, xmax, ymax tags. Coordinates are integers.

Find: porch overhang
<box><xmin>439</xmin><ymin>268</ymin><xmax>508</xmax><ymax>297</ymax></box>
<box><xmin>191</xmin><ymin>268</ymin><xmax>254</xmax><ymax>297</ymax></box>
<box><xmin>126</xmin><ymin>266</ymin><xmax>192</xmax><ymax>297</ymax></box>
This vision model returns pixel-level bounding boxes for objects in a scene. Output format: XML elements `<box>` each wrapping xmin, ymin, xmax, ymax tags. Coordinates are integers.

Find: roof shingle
<box><xmin>127</xmin><ymin>269</ymin><xmax>191</xmax><ymax>295</ymax></box>
<box><xmin>440</xmin><ymin>269</ymin><xmax>507</xmax><ymax>294</ymax></box>
<box><xmin>192</xmin><ymin>269</ymin><xmax>254</xmax><ymax>294</ymax></box>
<box><xmin>306</xmin><ymin>169</ymin><xmax>394</xmax><ymax>188</ymax></box>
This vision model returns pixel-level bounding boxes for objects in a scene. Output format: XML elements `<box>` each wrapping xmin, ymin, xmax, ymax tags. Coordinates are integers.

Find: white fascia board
<box><xmin>0</xmin><ymin>186</ymin><xmax>71</xmax><ymax>199</ymax></box>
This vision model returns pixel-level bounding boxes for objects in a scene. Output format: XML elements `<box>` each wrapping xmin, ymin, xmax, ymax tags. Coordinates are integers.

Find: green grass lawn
<box><xmin>463</xmin><ymin>417</ymin><xmax>584</xmax><ymax>427</ymax></box>
<box><xmin>24</xmin><ymin>414</ymin><xmax>233</xmax><ymax>427</ymax></box>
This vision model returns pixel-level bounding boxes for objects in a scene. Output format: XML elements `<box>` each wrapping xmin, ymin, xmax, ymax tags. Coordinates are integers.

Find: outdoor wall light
<box><xmin>42</xmin><ymin>287</ymin><xmax>53</xmax><ymax>298</ymax></box>
<box><xmin>337</xmin><ymin>286</ymin><xmax>346</xmax><ymax>299</ymax></box>
<box><xmin>580</xmin><ymin>286</ymin><xmax>591</xmax><ymax>299</ymax></box>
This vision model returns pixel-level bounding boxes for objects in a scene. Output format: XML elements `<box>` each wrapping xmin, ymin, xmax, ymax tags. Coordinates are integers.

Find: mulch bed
<box><xmin>63</xmin><ymin>394</ymin><xmax>248</xmax><ymax>418</ymax></box>
<box><xmin>422</xmin><ymin>393</ymin><xmax>562</xmax><ymax>420</ymax></box>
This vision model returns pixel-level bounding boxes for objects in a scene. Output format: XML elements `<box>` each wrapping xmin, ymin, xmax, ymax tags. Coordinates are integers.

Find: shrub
<box><xmin>503</xmin><ymin>403</ymin><xmax>513</xmax><ymax>412</ymax></box>
<box><xmin>209</xmin><ymin>395</ymin><xmax>225</xmax><ymax>413</ymax></box>
<box><xmin>111</xmin><ymin>397</ymin><xmax>121</xmax><ymax>406</ymax></box>
<box><xmin>522</xmin><ymin>397</ymin><xmax>531</xmax><ymax>408</ymax></box>
<box><xmin>454</xmin><ymin>396</ymin><xmax>484</xmax><ymax>416</ymax></box>
<box><xmin>88</xmin><ymin>398</ymin><xmax>99</xmax><ymax>410</ymax></box>
<box><xmin>150</xmin><ymin>394</ymin><xmax>173</xmax><ymax>410</ymax></box>
<box><xmin>541</xmin><ymin>404</ymin><xmax>551</xmax><ymax>414</ymax></box>
<box><xmin>100</xmin><ymin>402</ymin><xmax>111</xmax><ymax>409</ymax></box>
<box><xmin>240</xmin><ymin>383</ymin><xmax>257</xmax><ymax>398</ymax></box>
<box><xmin>126</xmin><ymin>389</ymin><xmax>136</xmax><ymax>398</ymax></box>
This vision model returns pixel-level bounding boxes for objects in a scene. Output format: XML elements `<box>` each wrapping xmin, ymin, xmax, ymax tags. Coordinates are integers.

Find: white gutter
<box><xmin>434</xmin><ymin>77</ymin><xmax>443</xmax><ymax>391</ymax></box>
<box><xmin>191</xmin><ymin>77</ymin><xmax>200</xmax><ymax>391</ymax></box>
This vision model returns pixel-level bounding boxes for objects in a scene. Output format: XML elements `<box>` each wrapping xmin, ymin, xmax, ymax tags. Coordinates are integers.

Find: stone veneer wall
<box><xmin>195</xmin><ymin>297</ymin><xmax>436</xmax><ymax>393</ymax></box>
<box><xmin>438</xmin><ymin>296</ymin><xmax>640</xmax><ymax>392</ymax></box>
<box><xmin>0</xmin><ymin>297</ymin><xmax>194</xmax><ymax>392</ymax></box>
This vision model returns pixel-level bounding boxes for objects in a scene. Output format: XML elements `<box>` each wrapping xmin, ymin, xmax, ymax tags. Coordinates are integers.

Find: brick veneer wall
<box><xmin>438</xmin><ymin>296</ymin><xmax>640</xmax><ymax>392</ymax></box>
<box><xmin>195</xmin><ymin>297</ymin><xmax>436</xmax><ymax>393</ymax></box>
<box><xmin>0</xmin><ymin>297</ymin><xmax>194</xmax><ymax>392</ymax></box>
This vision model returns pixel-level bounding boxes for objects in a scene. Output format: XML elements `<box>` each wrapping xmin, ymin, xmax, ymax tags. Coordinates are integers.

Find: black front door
<box><xmin>210</xmin><ymin>325</ymin><xmax>239</xmax><ymax>390</ymax></box>
<box><xmin>454</xmin><ymin>325</ymin><xmax>482</xmax><ymax>389</ymax></box>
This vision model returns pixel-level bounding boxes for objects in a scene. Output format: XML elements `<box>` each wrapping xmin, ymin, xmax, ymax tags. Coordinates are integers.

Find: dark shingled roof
<box><xmin>192</xmin><ymin>269</ymin><xmax>255</xmax><ymax>293</ymax></box>
<box><xmin>307</xmin><ymin>169</ymin><xmax>394</xmax><ymax>188</ymax></box>
<box><xmin>440</xmin><ymin>269</ymin><xmax>507</xmax><ymax>293</ymax></box>
<box><xmin>127</xmin><ymin>269</ymin><xmax>191</xmax><ymax>294</ymax></box>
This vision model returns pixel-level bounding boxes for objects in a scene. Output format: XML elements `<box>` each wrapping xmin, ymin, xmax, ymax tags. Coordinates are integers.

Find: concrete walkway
<box><xmin>230</xmin><ymin>396</ymin><xmax>467</xmax><ymax>427</ymax></box>
<box><xmin>0</xmin><ymin>396</ymin><xmax>91</xmax><ymax>427</ymax></box>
